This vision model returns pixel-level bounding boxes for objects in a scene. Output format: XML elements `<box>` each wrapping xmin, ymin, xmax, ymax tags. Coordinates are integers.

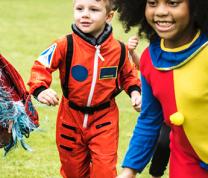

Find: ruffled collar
<box><xmin>149</xmin><ymin>31</ymin><xmax>208</xmax><ymax>70</ymax></box>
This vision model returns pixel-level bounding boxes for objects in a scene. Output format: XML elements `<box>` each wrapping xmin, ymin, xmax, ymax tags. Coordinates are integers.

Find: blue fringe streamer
<box><xmin>0</xmin><ymin>82</ymin><xmax>36</xmax><ymax>155</ymax></box>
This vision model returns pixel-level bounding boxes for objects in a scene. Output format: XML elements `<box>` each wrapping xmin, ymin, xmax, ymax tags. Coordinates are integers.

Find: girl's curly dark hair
<box><xmin>115</xmin><ymin>0</ymin><xmax>208</xmax><ymax>41</ymax></box>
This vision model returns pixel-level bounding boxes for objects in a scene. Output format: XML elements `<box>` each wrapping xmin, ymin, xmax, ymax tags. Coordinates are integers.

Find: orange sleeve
<box><xmin>120</xmin><ymin>45</ymin><xmax>141</xmax><ymax>95</ymax></box>
<box><xmin>28</xmin><ymin>37</ymin><xmax>67</xmax><ymax>94</ymax></box>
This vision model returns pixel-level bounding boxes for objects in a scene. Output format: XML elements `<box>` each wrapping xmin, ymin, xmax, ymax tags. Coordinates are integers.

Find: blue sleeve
<box><xmin>122</xmin><ymin>74</ymin><xmax>163</xmax><ymax>172</ymax></box>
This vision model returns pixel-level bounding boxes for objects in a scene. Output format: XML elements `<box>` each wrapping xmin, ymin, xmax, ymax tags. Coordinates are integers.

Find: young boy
<box><xmin>28</xmin><ymin>0</ymin><xmax>141</xmax><ymax>177</ymax></box>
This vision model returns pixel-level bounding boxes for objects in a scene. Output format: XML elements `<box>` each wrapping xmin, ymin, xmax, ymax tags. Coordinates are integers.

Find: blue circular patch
<box><xmin>71</xmin><ymin>65</ymin><xmax>88</xmax><ymax>82</ymax></box>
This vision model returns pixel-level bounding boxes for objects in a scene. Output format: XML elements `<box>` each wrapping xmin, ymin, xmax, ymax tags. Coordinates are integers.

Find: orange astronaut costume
<box><xmin>28</xmin><ymin>24</ymin><xmax>140</xmax><ymax>178</ymax></box>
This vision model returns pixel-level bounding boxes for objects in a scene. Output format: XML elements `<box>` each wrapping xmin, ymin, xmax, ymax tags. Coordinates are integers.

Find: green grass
<box><xmin>0</xmin><ymin>0</ymin><xmax>167</xmax><ymax>177</ymax></box>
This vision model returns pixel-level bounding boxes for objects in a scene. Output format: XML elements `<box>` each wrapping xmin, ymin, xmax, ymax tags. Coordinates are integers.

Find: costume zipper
<box><xmin>83</xmin><ymin>45</ymin><xmax>104</xmax><ymax>128</ymax></box>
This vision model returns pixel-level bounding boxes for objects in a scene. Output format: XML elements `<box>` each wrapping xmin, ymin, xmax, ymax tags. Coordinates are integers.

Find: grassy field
<box><xmin>0</xmin><ymin>0</ymin><xmax>168</xmax><ymax>178</ymax></box>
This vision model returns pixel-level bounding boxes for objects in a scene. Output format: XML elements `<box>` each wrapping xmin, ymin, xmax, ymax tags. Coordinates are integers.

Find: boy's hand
<box><xmin>130</xmin><ymin>90</ymin><xmax>141</xmax><ymax>112</ymax></box>
<box><xmin>116</xmin><ymin>168</ymin><xmax>137</xmax><ymax>178</ymax></box>
<box><xmin>37</xmin><ymin>88</ymin><xmax>59</xmax><ymax>106</ymax></box>
<box><xmin>128</xmin><ymin>36</ymin><xmax>139</xmax><ymax>54</ymax></box>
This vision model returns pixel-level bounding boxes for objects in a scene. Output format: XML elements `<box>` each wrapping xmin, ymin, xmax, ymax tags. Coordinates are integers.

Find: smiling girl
<box><xmin>115</xmin><ymin>0</ymin><xmax>208</xmax><ymax>177</ymax></box>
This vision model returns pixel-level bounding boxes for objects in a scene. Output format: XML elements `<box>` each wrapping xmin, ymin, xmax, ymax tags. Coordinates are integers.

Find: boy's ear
<box><xmin>106</xmin><ymin>10</ymin><xmax>114</xmax><ymax>23</ymax></box>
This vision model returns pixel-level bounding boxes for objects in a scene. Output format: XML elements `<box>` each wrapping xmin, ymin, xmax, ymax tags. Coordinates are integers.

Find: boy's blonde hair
<box><xmin>96</xmin><ymin>0</ymin><xmax>114</xmax><ymax>12</ymax></box>
<box><xmin>74</xmin><ymin>0</ymin><xmax>114</xmax><ymax>12</ymax></box>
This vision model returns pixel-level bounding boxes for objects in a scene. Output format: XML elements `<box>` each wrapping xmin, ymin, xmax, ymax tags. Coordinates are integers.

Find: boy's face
<box><xmin>74</xmin><ymin>0</ymin><xmax>114</xmax><ymax>38</ymax></box>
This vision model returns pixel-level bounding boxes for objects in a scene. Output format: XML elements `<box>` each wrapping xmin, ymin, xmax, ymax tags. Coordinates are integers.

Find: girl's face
<box><xmin>74</xmin><ymin>0</ymin><xmax>113</xmax><ymax>38</ymax></box>
<box><xmin>145</xmin><ymin>0</ymin><xmax>195</xmax><ymax>48</ymax></box>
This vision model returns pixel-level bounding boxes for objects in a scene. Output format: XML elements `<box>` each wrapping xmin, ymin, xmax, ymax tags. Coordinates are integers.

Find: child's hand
<box><xmin>37</xmin><ymin>88</ymin><xmax>59</xmax><ymax>106</ymax></box>
<box><xmin>128</xmin><ymin>36</ymin><xmax>140</xmax><ymax>68</ymax></box>
<box><xmin>130</xmin><ymin>90</ymin><xmax>141</xmax><ymax>112</ymax></box>
<box><xmin>128</xmin><ymin>36</ymin><xmax>139</xmax><ymax>54</ymax></box>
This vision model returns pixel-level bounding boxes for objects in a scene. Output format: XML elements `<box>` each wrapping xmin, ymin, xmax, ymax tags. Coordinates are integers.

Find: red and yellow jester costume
<box><xmin>122</xmin><ymin>31</ymin><xmax>208</xmax><ymax>178</ymax></box>
<box><xmin>28</xmin><ymin>24</ymin><xmax>140</xmax><ymax>178</ymax></box>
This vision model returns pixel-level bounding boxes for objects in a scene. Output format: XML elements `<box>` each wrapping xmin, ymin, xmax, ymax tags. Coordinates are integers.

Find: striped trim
<box><xmin>156</xmin><ymin>42</ymin><xmax>208</xmax><ymax>71</ymax></box>
<box><xmin>161</xmin><ymin>30</ymin><xmax>200</xmax><ymax>52</ymax></box>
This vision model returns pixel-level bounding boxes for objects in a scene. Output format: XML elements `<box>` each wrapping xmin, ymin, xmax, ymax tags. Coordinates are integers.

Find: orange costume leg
<box><xmin>89</xmin><ymin>103</ymin><xmax>119</xmax><ymax>178</ymax></box>
<box><xmin>56</xmin><ymin>98</ymin><xmax>119</xmax><ymax>178</ymax></box>
<box><xmin>56</xmin><ymin>99</ymin><xmax>91</xmax><ymax>178</ymax></box>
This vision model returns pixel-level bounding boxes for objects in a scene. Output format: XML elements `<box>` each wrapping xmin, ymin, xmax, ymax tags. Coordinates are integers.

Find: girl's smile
<box><xmin>154</xmin><ymin>20</ymin><xmax>175</xmax><ymax>32</ymax></box>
